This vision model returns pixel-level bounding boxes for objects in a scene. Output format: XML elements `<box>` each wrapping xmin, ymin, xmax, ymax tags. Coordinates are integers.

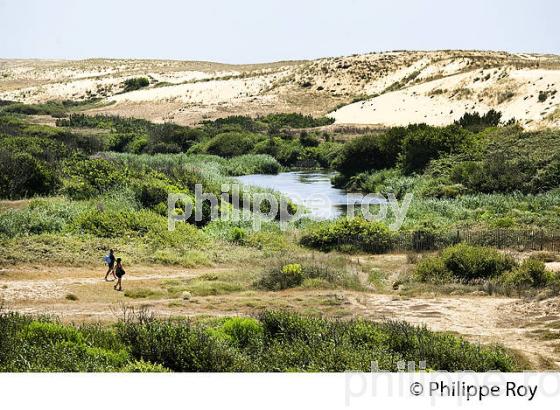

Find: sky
<box><xmin>1</xmin><ymin>0</ymin><xmax>558</xmax><ymax>63</ymax></box>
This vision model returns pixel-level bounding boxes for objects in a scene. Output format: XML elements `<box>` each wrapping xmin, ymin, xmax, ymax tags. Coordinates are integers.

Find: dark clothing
<box><xmin>108</xmin><ymin>254</ymin><xmax>115</xmax><ymax>268</ymax></box>
<box><xmin>115</xmin><ymin>266</ymin><xmax>125</xmax><ymax>278</ymax></box>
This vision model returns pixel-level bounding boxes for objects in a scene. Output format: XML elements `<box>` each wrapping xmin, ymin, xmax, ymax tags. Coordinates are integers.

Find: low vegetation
<box><xmin>256</xmin><ymin>255</ymin><xmax>362</xmax><ymax>291</ymax></box>
<box><xmin>1</xmin><ymin>103</ymin><xmax>559</xmax><ymax>371</ymax></box>
<box><xmin>0</xmin><ymin>310</ymin><xmax>519</xmax><ymax>372</ymax></box>
<box><xmin>122</xmin><ymin>77</ymin><xmax>150</xmax><ymax>93</ymax></box>
<box><xmin>300</xmin><ymin>217</ymin><xmax>394</xmax><ymax>253</ymax></box>
<box><xmin>413</xmin><ymin>244</ymin><xmax>559</xmax><ymax>293</ymax></box>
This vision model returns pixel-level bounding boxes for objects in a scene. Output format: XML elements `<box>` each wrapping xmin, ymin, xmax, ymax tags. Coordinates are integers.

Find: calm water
<box><xmin>236</xmin><ymin>170</ymin><xmax>381</xmax><ymax>219</ymax></box>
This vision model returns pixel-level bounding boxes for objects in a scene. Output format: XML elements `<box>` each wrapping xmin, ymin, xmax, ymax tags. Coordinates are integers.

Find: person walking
<box><xmin>114</xmin><ymin>258</ymin><xmax>126</xmax><ymax>291</ymax></box>
<box><xmin>104</xmin><ymin>249</ymin><xmax>116</xmax><ymax>281</ymax></box>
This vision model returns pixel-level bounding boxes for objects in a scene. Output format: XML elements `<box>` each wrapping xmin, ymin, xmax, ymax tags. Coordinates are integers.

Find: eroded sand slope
<box><xmin>1</xmin><ymin>50</ymin><xmax>559</xmax><ymax>127</ymax></box>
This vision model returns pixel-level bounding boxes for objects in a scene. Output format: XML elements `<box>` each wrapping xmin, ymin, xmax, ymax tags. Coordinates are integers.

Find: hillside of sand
<box><xmin>1</xmin><ymin>50</ymin><xmax>559</xmax><ymax>128</ymax></box>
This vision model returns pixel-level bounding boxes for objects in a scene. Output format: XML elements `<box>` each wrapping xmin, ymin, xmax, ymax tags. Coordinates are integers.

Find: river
<box><xmin>235</xmin><ymin>170</ymin><xmax>381</xmax><ymax>220</ymax></box>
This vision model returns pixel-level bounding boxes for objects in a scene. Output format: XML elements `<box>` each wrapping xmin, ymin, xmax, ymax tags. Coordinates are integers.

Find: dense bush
<box><xmin>62</xmin><ymin>157</ymin><xmax>125</xmax><ymax>199</ymax></box>
<box><xmin>147</xmin><ymin>123</ymin><xmax>204</xmax><ymax>152</ymax></box>
<box><xmin>223</xmin><ymin>154</ymin><xmax>280</xmax><ymax>175</ymax></box>
<box><xmin>414</xmin><ymin>244</ymin><xmax>517</xmax><ymax>283</ymax></box>
<box><xmin>333</xmin><ymin>123</ymin><xmax>560</xmax><ymax>198</ymax></box>
<box><xmin>122</xmin><ymin>77</ymin><xmax>149</xmax><ymax>92</ymax></box>
<box><xmin>414</xmin><ymin>256</ymin><xmax>452</xmax><ymax>283</ymax></box>
<box><xmin>334</xmin><ymin>128</ymin><xmax>404</xmax><ymax>176</ymax></box>
<box><xmin>400</xmin><ymin>125</ymin><xmax>473</xmax><ymax>174</ymax></box>
<box><xmin>0</xmin><ymin>149</ymin><xmax>60</xmax><ymax>199</ymax></box>
<box><xmin>204</xmin><ymin>131</ymin><xmax>263</xmax><ymax>157</ymax></box>
<box><xmin>203</xmin><ymin>115</ymin><xmax>265</xmax><ymax>133</ymax></box>
<box><xmin>260</xmin><ymin>113</ymin><xmax>334</xmax><ymax>129</ymax></box>
<box><xmin>2</xmin><ymin>101</ymin><xmax>65</xmax><ymax>117</ymax></box>
<box><xmin>0</xmin><ymin>309</ymin><xmax>521</xmax><ymax>372</ymax></box>
<box><xmin>1</xmin><ymin>99</ymin><xmax>100</xmax><ymax>118</ymax></box>
<box><xmin>440</xmin><ymin>243</ymin><xmax>516</xmax><ymax>281</ymax></box>
<box><xmin>300</xmin><ymin>218</ymin><xmax>394</xmax><ymax>253</ymax></box>
<box><xmin>0</xmin><ymin>198</ymin><xmax>88</xmax><ymax>237</ymax></box>
<box><xmin>455</xmin><ymin>110</ymin><xmax>502</xmax><ymax>132</ymax></box>
<box><xmin>0</xmin><ymin>313</ymin><xmax>141</xmax><ymax>372</ymax></box>
<box><xmin>117</xmin><ymin>315</ymin><xmax>247</xmax><ymax>371</ymax></box>
<box><xmin>207</xmin><ymin>317</ymin><xmax>264</xmax><ymax>349</ymax></box>
<box><xmin>56</xmin><ymin>114</ymin><xmax>204</xmax><ymax>155</ymax></box>
<box><xmin>74</xmin><ymin>208</ymin><xmax>163</xmax><ymax>238</ymax></box>
<box><xmin>203</xmin><ymin>113</ymin><xmax>333</xmax><ymax>133</ymax></box>
<box><xmin>255</xmin><ymin>311</ymin><xmax>516</xmax><ymax>371</ymax></box>
<box><xmin>334</xmin><ymin>124</ymin><xmax>474</xmax><ymax>187</ymax></box>
<box><xmin>499</xmin><ymin>258</ymin><xmax>555</xmax><ymax>289</ymax></box>
<box><xmin>339</xmin><ymin>168</ymin><xmax>417</xmax><ymax>198</ymax></box>
<box><xmin>448</xmin><ymin>129</ymin><xmax>560</xmax><ymax>194</ymax></box>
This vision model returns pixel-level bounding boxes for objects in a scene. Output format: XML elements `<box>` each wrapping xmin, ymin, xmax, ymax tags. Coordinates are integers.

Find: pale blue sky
<box><xmin>1</xmin><ymin>0</ymin><xmax>558</xmax><ymax>63</ymax></box>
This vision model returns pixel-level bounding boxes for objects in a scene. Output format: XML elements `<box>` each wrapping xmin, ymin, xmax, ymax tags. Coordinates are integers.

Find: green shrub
<box><xmin>256</xmin><ymin>257</ymin><xmax>361</xmax><ymax>291</ymax></box>
<box><xmin>258</xmin><ymin>263</ymin><xmax>304</xmax><ymax>290</ymax></box>
<box><xmin>299</xmin><ymin>132</ymin><xmax>320</xmax><ymax>147</ymax></box>
<box><xmin>229</xmin><ymin>226</ymin><xmax>247</xmax><ymax>243</ymax></box>
<box><xmin>122</xmin><ymin>77</ymin><xmax>149</xmax><ymax>92</ymax></box>
<box><xmin>255</xmin><ymin>311</ymin><xmax>516</xmax><ymax>371</ymax></box>
<box><xmin>0</xmin><ymin>150</ymin><xmax>60</xmax><ymax>199</ymax></box>
<box><xmin>205</xmin><ymin>131</ymin><xmax>262</xmax><ymax>158</ymax></box>
<box><xmin>0</xmin><ymin>310</ymin><xmax>520</xmax><ymax>372</ymax></box>
<box><xmin>132</xmin><ymin>177</ymin><xmax>184</xmax><ymax>210</ymax></box>
<box><xmin>446</xmin><ymin>128</ymin><xmax>560</xmax><ymax>195</ymax></box>
<box><xmin>0</xmin><ymin>198</ymin><xmax>88</xmax><ymax>237</ymax></box>
<box><xmin>260</xmin><ymin>113</ymin><xmax>334</xmax><ymax>129</ymax></box>
<box><xmin>500</xmin><ymin>258</ymin><xmax>554</xmax><ymax>289</ymax></box>
<box><xmin>441</xmin><ymin>243</ymin><xmax>515</xmax><ymax>281</ymax></box>
<box><xmin>23</xmin><ymin>321</ymin><xmax>83</xmax><ymax>345</ymax></box>
<box><xmin>414</xmin><ymin>244</ymin><xmax>517</xmax><ymax>283</ymax></box>
<box><xmin>334</xmin><ymin>129</ymin><xmax>404</xmax><ymax>176</ymax></box>
<box><xmin>400</xmin><ymin>125</ymin><xmax>474</xmax><ymax>174</ymax></box>
<box><xmin>210</xmin><ymin>317</ymin><xmax>264</xmax><ymax>349</ymax></box>
<box><xmin>414</xmin><ymin>256</ymin><xmax>452</xmax><ymax>283</ymax></box>
<box><xmin>223</xmin><ymin>154</ymin><xmax>280</xmax><ymax>175</ymax></box>
<box><xmin>120</xmin><ymin>360</ymin><xmax>170</xmax><ymax>372</ymax></box>
<box><xmin>74</xmin><ymin>209</ymin><xmax>162</xmax><ymax>238</ymax></box>
<box><xmin>455</xmin><ymin>110</ymin><xmax>502</xmax><ymax>132</ymax></box>
<box><xmin>2</xmin><ymin>101</ymin><xmax>66</xmax><ymax>117</ymax></box>
<box><xmin>117</xmin><ymin>318</ymin><xmax>247</xmax><ymax>372</ymax></box>
<box><xmin>300</xmin><ymin>217</ymin><xmax>393</xmax><ymax>253</ymax></box>
<box><xmin>0</xmin><ymin>318</ymin><xmax>132</xmax><ymax>372</ymax></box>
<box><xmin>62</xmin><ymin>157</ymin><xmax>125</xmax><ymax>200</ymax></box>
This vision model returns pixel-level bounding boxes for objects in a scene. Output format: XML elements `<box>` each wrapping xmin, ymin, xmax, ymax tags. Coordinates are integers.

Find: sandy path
<box><xmin>345</xmin><ymin>293</ymin><xmax>560</xmax><ymax>369</ymax></box>
<box><xmin>0</xmin><ymin>266</ymin><xmax>232</xmax><ymax>301</ymax></box>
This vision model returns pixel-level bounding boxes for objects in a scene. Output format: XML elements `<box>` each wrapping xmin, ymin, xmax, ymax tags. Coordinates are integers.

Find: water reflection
<box><xmin>236</xmin><ymin>170</ymin><xmax>383</xmax><ymax>220</ymax></box>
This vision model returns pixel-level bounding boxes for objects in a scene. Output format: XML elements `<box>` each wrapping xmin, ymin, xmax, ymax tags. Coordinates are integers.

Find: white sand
<box><xmin>330</xmin><ymin>67</ymin><xmax>560</xmax><ymax>129</ymax></box>
<box><xmin>1</xmin><ymin>51</ymin><xmax>559</xmax><ymax>128</ymax></box>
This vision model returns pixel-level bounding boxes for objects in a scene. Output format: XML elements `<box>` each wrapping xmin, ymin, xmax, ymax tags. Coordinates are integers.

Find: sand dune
<box><xmin>1</xmin><ymin>51</ymin><xmax>559</xmax><ymax>128</ymax></box>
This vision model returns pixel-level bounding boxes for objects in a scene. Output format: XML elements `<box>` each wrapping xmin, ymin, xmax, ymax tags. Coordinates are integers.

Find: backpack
<box><xmin>103</xmin><ymin>254</ymin><xmax>111</xmax><ymax>265</ymax></box>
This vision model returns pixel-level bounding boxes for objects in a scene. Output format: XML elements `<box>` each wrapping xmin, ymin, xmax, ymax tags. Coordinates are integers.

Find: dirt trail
<box><xmin>0</xmin><ymin>265</ymin><xmax>232</xmax><ymax>301</ymax></box>
<box><xmin>1</xmin><ymin>264</ymin><xmax>559</xmax><ymax>369</ymax></box>
<box><xmin>345</xmin><ymin>293</ymin><xmax>560</xmax><ymax>369</ymax></box>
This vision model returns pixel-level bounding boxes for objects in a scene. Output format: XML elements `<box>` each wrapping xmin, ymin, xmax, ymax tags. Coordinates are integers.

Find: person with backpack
<box><xmin>114</xmin><ymin>258</ymin><xmax>126</xmax><ymax>291</ymax></box>
<box><xmin>104</xmin><ymin>249</ymin><xmax>116</xmax><ymax>281</ymax></box>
